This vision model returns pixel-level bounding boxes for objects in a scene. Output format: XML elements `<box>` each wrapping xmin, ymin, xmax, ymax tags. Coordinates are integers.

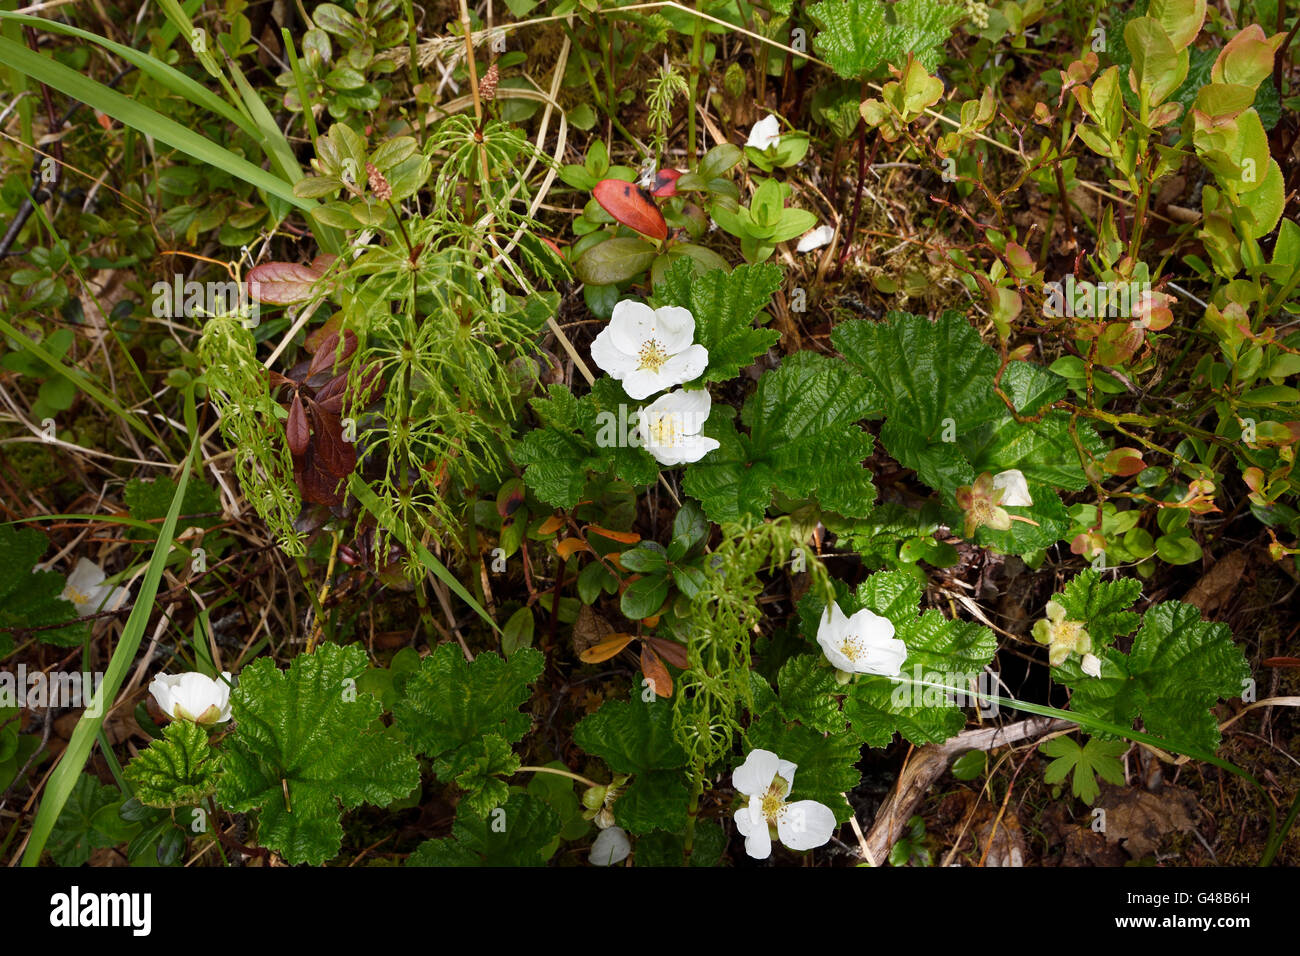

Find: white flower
<box><xmin>636</xmin><ymin>388</ymin><xmax>720</xmax><ymax>466</ymax></box>
<box><xmin>796</xmin><ymin>225</ymin><xmax>835</xmax><ymax>253</ymax></box>
<box><xmin>991</xmin><ymin>468</ymin><xmax>1033</xmax><ymax>507</ymax></box>
<box><xmin>148</xmin><ymin>671</ymin><xmax>233</xmax><ymax>725</ymax></box>
<box><xmin>817</xmin><ymin>601</ymin><xmax>908</xmax><ymax>677</ymax></box>
<box><xmin>590</xmin><ymin>300</ymin><xmax>709</xmax><ymax>401</ymax></box>
<box><xmin>746</xmin><ymin>114</ymin><xmax>782</xmax><ymax>151</ymax></box>
<box><xmin>589</xmin><ymin>826</ymin><xmax>631</xmax><ymax>865</ymax></box>
<box><xmin>1080</xmin><ymin>653</ymin><xmax>1102</xmax><ymax>678</ymax></box>
<box><xmin>60</xmin><ymin>558</ymin><xmax>129</xmax><ymax>616</ymax></box>
<box><xmin>732</xmin><ymin>749</ymin><xmax>836</xmax><ymax>859</ymax></box>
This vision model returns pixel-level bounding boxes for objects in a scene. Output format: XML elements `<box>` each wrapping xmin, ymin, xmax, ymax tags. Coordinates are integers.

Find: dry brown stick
<box><xmin>863</xmin><ymin>716</ymin><xmax>1072</xmax><ymax>865</ymax></box>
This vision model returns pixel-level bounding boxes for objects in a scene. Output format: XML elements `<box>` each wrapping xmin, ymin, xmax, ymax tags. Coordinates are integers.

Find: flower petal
<box><xmin>741</xmin><ymin>817</ymin><xmax>773</xmax><ymax>860</ymax></box>
<box><xmin>589</xmin><ymin>826</ymin><xmax>632</xmax><ymax>865</ymax></box>
<box><xmin>609</xmin><ymin>300</ymin><xmax>658</xmax><ymax>354</ymax></box>
<box><xmin>622</xmin><ymin>368</ymin><xmax>670</xmax><ymax>401</ymax></box>
<box><xmin>650</xmin><ymin>305</ymin><xmax>696</xmax><ymax>353</ymax></box>
<box><xmin>590</xmin><ymin>326</ymin><xmax>636</xmax><ymax>378</ymax></box>
<box><xmin>776</xmin><ymin>800</ymin><xmax>837</xmax><ymax>851</ymax></box>
<box><xmin>732</xmin><ymin>748</ymin><xmax>780</xmax><ymax>797</ymax></box>
<box><xmin>657</xmin><ymin>345</ymin><xmax>708</xmax><ymax>389</ymax></box>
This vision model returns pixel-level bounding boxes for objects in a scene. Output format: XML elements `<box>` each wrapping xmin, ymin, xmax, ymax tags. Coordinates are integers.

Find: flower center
<box><xmin>66</xmin><ymin>586</ymin><xmax>90</xmax><ymax>606</ymax></box>
<box><xmin>839</xmin><ymin>636</ymin><xmax>861</xmax><ymax>662</ymax></box>
<box><xmin>759</xmin><ymin>775</ymin><xmax>791</xmax><ymax>822</ymax></box>
<box><xmin>637</xmin><ymin>337</ymin><xmax>669</xmax><ymax>373</ymax></box>
<box><xmin>646</xmin><ymin>413</ymin><xmax>682</xmax><ymax>447</ymax></box>
<box><xmin>761</xmin><ymin>792</ymin><xmax>783</xmax><ymax>820</ymax></box>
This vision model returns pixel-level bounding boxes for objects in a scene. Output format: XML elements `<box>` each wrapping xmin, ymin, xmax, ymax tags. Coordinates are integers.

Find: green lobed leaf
<box><xmin>1057</xmin><ymin>601</ymin><xmax>1250</xmax><ymax>752</ymax></box>
<box><xmin>393</xmin><ymin>643</ymin><xmax>542</xmax><ymax>813</ymax></box>
<box><xmin>1039</xmin><ymin>735</ymin><xmax>1128</xmax><ymax>804</ymax></box>
<box><xmin>123</xmin><ymin>718</ymin><xmax>219</xmax><ymax>809</ymax></box>
<box><xmin>574</xmin><ymin>688</ymin><xmax>688</xmax><ymax>774</ymax></box>
<box><xmin>406</xmin><ymin>790</ymin><xmax>560</xmax><ymax>866</ymax></box>
<box><xmin>652</xmin><ymin>259</ymin><xmax>782</xmax><ymax>383</ymax></box>
<box><xmin>1052</xmin><ymin>568</ymin><xmax>1143</xmax><ymax>648</ymax></box>
<box><xmin>217</xmin><ymin>643</ymin><xmax>420</xmax><ymax>865</ymax></box>
<box><xmin>0</xmin><ymin>525</ymin><xmax>86</xmax><ymax>651</ymax></box>
<box><xmin>684</xmin><ymin>352</ymin><xmax>876</xmax><ymax>522</ymax></box>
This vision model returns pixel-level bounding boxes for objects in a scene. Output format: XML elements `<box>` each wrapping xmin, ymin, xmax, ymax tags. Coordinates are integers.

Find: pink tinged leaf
<box><xmin>246</xmin><ymin>261</ymin><xmax>329</xmax><ymax>305</ymax></box>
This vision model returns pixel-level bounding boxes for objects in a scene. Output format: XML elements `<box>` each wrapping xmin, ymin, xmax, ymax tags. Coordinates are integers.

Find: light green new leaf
<box><xmin>1040</xmin><ymin>734</ymin><xmax>1128</xmax><ymax>804</ymax></box>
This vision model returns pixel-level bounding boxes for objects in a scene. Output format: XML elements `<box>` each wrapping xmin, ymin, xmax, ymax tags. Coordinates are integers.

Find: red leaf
<box><xmin>308</xmin><ymin>329</ymin><xmax>357</xmax><ymax>378</ymax></box>
<box><xmin>593</xmin><ymin>179</ymin><xmax>667</xmax><ymax>241</ymax></box>
<box><xmin>246</xmin><ymin>261</ymin><xmax>328</xmax><ymax>305</ymax></box>
<box><xmin>651</xmin><ymin>169</ymin><xmax>682</xmax><ymax>197</ymax></box>
<box><xmin>308</xmin><ymin>401</ymin><xmax>357</xmax><ymax>478</ymax></box>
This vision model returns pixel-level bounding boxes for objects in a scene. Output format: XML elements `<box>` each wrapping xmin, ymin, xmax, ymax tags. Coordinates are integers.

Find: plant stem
<box><xmin>516</xmin><ymin>765</ymin><xmax>600</xmax><ymax>788</ymax></box>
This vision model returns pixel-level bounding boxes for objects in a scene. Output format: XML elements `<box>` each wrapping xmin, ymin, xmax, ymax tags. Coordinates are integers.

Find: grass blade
<box><xmin>0</xmin><ymin>11</ymin><xmax>257</xmax><ymax>138</ymax></box>
<box><xmin>0</xmin><ymin>34</ymin><xmax>310</xmax><ymax>211</ymax></box>
<box><xmin>20</xmin><ymin>436</ymin><xmax>198</xmax><ymax>866</ymax></box>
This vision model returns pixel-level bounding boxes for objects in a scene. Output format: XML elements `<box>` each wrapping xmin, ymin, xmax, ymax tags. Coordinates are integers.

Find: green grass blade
<box><xmin>21</xmin><ymin>437</ymin><xmax>198</xmax><ymax>866</ymax></box>
<box><xmin>349</xmin><ymin>475</ymin><xmax>502</xmax><ymax>635</ymax></box>
<box><xmin>0</xmin><ymin>34</ymin><xmax>311</xmax><ymax>211</ymax></box>
<box><xmin>0</xmin><ymin>11</ymin><xmax>257</xmax><ymax>138</ymax></box>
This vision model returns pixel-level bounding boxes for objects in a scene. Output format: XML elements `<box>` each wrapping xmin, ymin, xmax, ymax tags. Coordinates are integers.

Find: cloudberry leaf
<box><xmin>217</xmin><ymin>643</ymin><xmax>420</xmax><ymax>865</ymax></box>
<box><xmin>124</xmin><ymin>718</ymin><xmax>219</xmax><ymax>809</ymax></box>
<box><xmin>684</xmin><ymin>352</ymin><xmax>876</xmax><ymax>521</ymax></box>
<box><xmin>1057</xmin><ymin>600</ymin><xmax>1249</xmax><ymax>752</ymax></box>
<box><xmin>652</xmin><ymin>258</ymin><xmax>782</xmax><ymax>383</ymax></box>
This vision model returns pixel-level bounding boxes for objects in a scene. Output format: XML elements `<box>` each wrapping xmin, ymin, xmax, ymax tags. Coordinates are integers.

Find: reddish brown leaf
<box><xmin>586</xmin><ymin>526</ymin><xmax>641</xmax><ymax>545</ymax></box>
<box><xmin>315</xmin><ymin>371</ymin><xmax>349</xmax><ymax>415</ymax></box>
<box><xmin>643</xmin><ymin>636</ymin><xmax>688</xmax><ymax>670</ymax></box>
<box><xmin>308</xmin><ymin>401</ymin><xmax>357</xmax><ymax>478</ymax></box>
<box><xmin>1263</xmin><ymin>657</ymin><xmax>1300</xmax><ymax>669</ymax></box>
<box><xmin>537</xmin><ymin>515</ymin><xmax>565</xmax><ymax>536</ymax></box>
<box><xmin>640</xmin><ymin>645</ymin><xmax>673</xmax><ymax>698</ymax></box>
<box><xmin>651</xmin><ymin>169</ymin><xmax>682</xmax><ymax>197</ymax></box>
<box><xmin>556</xmin><ymin>537</ymin><xmax>590</xmax><ymax>561</ymax></box>
<box><xmin>246</xmin><ymin>261</ymin><xmax>328</xmax><ymax>305</ymax></box>
<box><xmin>593</xmin><ymin>179</ymin><xmax>668</xmax><ymax>241</ymax></box>
<box><xmin>304</xmin><ymin>313</ymin><xmax>345</xmax><ymax>353</ymax></box>
<box><xmin>307</xmin><ymin>329</ymin><xmax>358</xmax><ymax>378</ymax></box>
<box><xmin>287</xmin><ymin>392</ymin><xmax>310</xmax><ymax>455</ymax></box>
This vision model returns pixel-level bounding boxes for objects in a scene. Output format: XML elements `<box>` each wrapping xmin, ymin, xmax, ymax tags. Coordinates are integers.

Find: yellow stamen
<box><xmin>637</xmin><ymin>338</ymin><xmax>669</xmax><ymax>373</ymax></box>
